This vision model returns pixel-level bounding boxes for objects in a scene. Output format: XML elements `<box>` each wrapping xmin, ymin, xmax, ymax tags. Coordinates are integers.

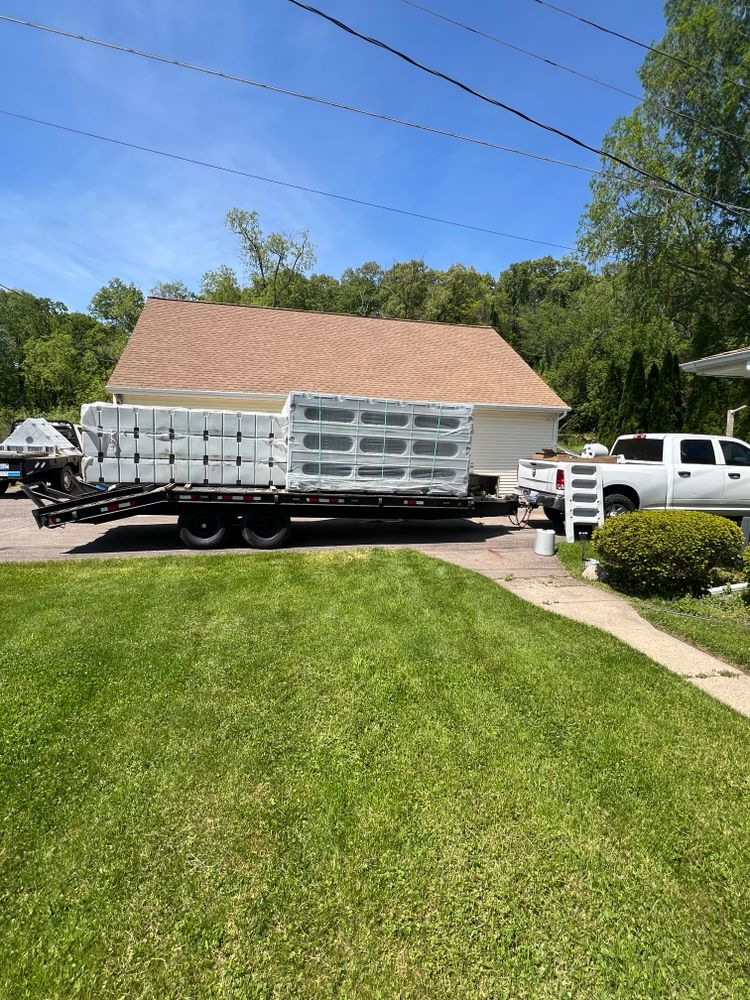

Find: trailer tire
<box><xmin>242</xmin><ymin>511</ymin><xmax>292</xmax><ymax>549</ymax></box>
<box><xmin>0</xmin><ymin>482</ymin><xmax>8</xmax><ymax>496</ymax></box>
<box><xmin>178</xmin><ymin>510</ymin><xmax>229</xmax><ymax>549</ymax></box>
<box><xmin>543</xmin><ymin>505</ymin><xmax>564</xmax><ymax>526</ymax></box>
<box><xmin>603</xmin><ymin>493</ymin><xmax>637</xmax><ymax>519</ymax></box>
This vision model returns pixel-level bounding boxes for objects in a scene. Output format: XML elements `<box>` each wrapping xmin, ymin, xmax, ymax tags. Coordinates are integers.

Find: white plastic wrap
<box><xmin>284</xmin><ymin>392</ymin><xmax>473</xmax><ymax>496</ymax></box>
<box><xmin>80</xmin><ymin>403</ymin><xmax>286</xmax><ymax>487</ymax></box>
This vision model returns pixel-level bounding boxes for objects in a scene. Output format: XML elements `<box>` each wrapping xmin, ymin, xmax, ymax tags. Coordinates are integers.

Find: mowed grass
<box><xmin>3</xmin><ymin>550</ymin><xmax>750</xmax><ymax>998</ymax></box>
<box><xmin>558</xmin><ymin>540</ymin><xmax>750</xmax><ymax>670</ymax></box>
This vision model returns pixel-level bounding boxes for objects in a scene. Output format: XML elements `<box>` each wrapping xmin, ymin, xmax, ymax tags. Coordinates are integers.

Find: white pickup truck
<box><xmin>518</xmin><ymin>432</ymin><xmax>750</xmax><ymax>525</ymax></box>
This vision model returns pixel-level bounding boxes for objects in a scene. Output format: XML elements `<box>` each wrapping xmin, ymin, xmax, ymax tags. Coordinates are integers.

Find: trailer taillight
<box><xmin>555</xmin><ymin>469</ymin><xmax>565</xmax><ymax>491</ymax></box>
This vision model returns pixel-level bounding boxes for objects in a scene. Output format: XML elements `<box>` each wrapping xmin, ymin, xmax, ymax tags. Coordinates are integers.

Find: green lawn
<box><xmin>3</xmin><ymin>550</ymin><xmax>750</xmax><ymax>998</ymax></box>
<box><xmin>558</xmin><ymin>540</ymin><xmax>750</xmax><ymax>670</ymax></box>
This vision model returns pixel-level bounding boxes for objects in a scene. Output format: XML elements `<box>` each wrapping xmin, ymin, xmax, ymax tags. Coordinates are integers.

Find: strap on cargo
<box><xmin>381</xmin><ymin>397</ymin><xmax>389</xmax><ymax>480</ymax></box>
<box><xmin>318</xmin><ymin>392</ymin><xmax>323</xmax><ymax>488</ymax></box>
<box><xmin>430</xmin><ymin>403</ymin><xmax>443</xmax><ymax>489</ymax></box>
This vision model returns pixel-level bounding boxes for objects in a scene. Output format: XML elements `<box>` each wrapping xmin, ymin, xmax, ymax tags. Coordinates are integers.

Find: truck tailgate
<box><xmin>517</xmin><ymin>459</ymin><xmax>560</xmax><ymax>494</ymax></box>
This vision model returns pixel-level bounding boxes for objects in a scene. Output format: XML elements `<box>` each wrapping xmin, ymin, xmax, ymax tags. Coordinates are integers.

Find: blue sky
<box><xmin>0</xmin><ymin>0</ymin><xmax>665</xmax><ymax>311</ymax></box>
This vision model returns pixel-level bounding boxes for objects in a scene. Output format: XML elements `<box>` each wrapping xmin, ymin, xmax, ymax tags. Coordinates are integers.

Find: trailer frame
<box><xmin>23</xmin><ymin>481</ymin><xmax>518</xmax><ymax>549</ymax></box>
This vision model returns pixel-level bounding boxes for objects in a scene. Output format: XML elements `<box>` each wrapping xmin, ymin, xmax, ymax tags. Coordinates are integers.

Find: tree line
<box><xmin>1</xmin><ymin>0</ymin><xmax>749</xmax><ymax>444</ymax></box>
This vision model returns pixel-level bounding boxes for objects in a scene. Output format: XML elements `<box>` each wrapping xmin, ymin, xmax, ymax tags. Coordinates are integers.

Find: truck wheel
<box><xmin>242</xmin><ymin>511</ymin><xmax>292</xmax><ymax>549</ymax></box>
<box><xmin>603</xmin><ymin>493</ymin><xmax>637</xmax><ymax>519</ymax></box>
<box><xmin>178</xmin><ymin>511</ymin><xmax>229</xmax><ymax>549</ymax></box>
<box><xmin>56</xmin><ymin>464</ymin><xmax>77</xmax><ymax>494</ymax></box>
<box><xmin>543</xmin><ymin>506</ymin><xmax>564</xmax><ymax>526</ymax></box>
<box><xmin>0</xmin><ymin>482</ymin><xmax>8</xmax><ymax>496</ymax></box>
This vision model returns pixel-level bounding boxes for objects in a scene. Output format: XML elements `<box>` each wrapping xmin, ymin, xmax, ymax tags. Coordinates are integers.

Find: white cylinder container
<box><xmin>534</xmin><ymin>527</ymin><xmax>557</xmax><ymax>557</ymax></box>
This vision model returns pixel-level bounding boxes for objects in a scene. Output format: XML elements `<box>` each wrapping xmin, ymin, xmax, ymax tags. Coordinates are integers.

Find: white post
<box><xmin>726</xmin><ymin>405</ymin><xmax>748</xmax><ymax>437</ymax></box>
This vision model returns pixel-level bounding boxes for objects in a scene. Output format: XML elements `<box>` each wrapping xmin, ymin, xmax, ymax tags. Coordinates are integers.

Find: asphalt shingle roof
<box><xmin>107</xmin><ymin>297</ymin><xmax>568</xmax><ymax>408</ymax></box>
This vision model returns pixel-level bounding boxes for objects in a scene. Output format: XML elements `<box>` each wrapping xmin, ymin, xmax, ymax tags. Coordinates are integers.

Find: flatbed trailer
<box><xmin>23</xmin><ymin>481</ymin><xmax>518</xmax><ymax>550</ymax></box>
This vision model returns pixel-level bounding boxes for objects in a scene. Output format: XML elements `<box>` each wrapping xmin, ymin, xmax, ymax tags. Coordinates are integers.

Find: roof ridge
<box><xmin>146</xmin><ymin>296</ymin><xmax>495</xmax><ymax>332</ymax></box>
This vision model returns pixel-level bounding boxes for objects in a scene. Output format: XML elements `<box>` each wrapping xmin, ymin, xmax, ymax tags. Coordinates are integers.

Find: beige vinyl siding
<box><xmin>117</xmin><ymin>391</ymin><xmax>285</xmax><ymax>413</ymax></box>
<box><xmin>471</xmin><ymin>408</ymin><xmax>559</xmax><ymax>481</ymax></box>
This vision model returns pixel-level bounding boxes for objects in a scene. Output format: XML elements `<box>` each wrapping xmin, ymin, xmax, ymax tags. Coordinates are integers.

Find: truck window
<box><xmin>720</xmin><ymin>440</ymin><xmax>750</xmax><ymax>466</ymax></box>
<box><xmin>680</xmin><ymin>439</ymin><xmax>716</xmax><ymax>464</ymax></box>
<box><xmin>611</xmin><ymin>438</ymin><xmax>664</xmax><ymax>461</ymax></box>
<box><xmin>52</xmin><ymin>423</ymin><xmax>77</xmax><ymax>448</ymax></box>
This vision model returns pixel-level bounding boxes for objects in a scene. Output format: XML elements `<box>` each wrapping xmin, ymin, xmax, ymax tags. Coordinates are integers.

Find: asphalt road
<box><xmin>0</xmin><ymin>488</ymin><xmax>543</xmax><ymax>562</ymax></box>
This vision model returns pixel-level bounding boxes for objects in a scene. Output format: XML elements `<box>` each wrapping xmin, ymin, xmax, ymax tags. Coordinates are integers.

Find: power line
<box><xmin>531</xmin><ymin>0</ymin><xmax>750</xmax><ymax>95</ymax></box>
<box><xmin>0</xmin><ymin>12</ymin><xmax>716</xmax><ymax>204</ymax></box>
<box><xmin>287</xmin><ymin>0</ymin><xmax>750</xmax><ymax>218</ymax></box>
<box><xmin>399</xmin><ymin>0</ymin><xmax>749</xmax><ymax>147</ymax></box>
<box><xmin>0</xmin><ymin>12</ymin><xmax>597</xmax><ymax>177</ymax></box>
<box><xmin>0</xmin><ymin>109</ymin><xmax>575</xmax><ymax>251</ymax></box>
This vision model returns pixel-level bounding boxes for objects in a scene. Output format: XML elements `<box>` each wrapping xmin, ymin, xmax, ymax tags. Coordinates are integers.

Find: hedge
<box><xmin>593</xmin><ymin>510</ymin><xmax>745</xmax><ymax>597</ymax></box>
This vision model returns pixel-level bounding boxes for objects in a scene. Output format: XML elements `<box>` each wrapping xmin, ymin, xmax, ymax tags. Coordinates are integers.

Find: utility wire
<box><xmin>0</xmin><ymin>11</ymin><xmax>694</xmax><ymax>201</ymax></box>
<box><xmin>400</xmin><ymin>0</ymin><xmax>749</xmax><ymax>146</ymax></box>
<box><xmin>0</xmin><ymin>12</ymin><xmax>597</xmax><ymax>178</ymax></box>
<box><xmin>288</xmin><ymin>0</ymin><xmax>750</xmax><ymax>218</ymax></box>
<box><xmin>531</xmin><ymin>0</ymin><xmax>750</xmax><ymax>94</ymax></box>
<box><xmin>0</xmin><ymin>109</ymin><xmax>574</xmax><ymax>250</ymax></box>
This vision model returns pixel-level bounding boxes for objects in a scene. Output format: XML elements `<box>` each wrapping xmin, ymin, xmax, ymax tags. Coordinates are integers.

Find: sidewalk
<box><xmin>423</xmin><ymin>530</ymin><xmax>750</xmax><ymax>719</ymax></box>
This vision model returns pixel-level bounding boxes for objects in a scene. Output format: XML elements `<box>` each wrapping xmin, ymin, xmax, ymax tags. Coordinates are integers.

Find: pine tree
<box><xmin>617</xmin><ymin>349</ymin><xmax>648</xmax><ymax>434</ymax></box>
<box><xmin>644</xmin><ymin>361</ymin><xmax>661</xmax><ymax>430</ymax></box>
<box><xmin>596</xmin><ymin>361</ymin><xmax>623</xmax><ymax>446</ymax></box>
<box><xmin>666</xmin><ymin>351</ymin><xmax>684</xmax><ymax>431</ymax></box>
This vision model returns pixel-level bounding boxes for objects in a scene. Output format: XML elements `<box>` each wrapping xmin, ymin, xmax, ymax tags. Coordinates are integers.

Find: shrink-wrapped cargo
<box><xmin>284</xmin><ymin>392</ymin><xmax>473</xmax><ymax>496</ymax></box>
<box><xmin>79</xmin><ymin>402</ymin><xmax>286</xmax><ymax>487</ymax></box>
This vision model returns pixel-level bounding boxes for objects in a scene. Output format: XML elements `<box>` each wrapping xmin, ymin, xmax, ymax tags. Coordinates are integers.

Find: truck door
<box><xmin>718</xmin><ymin>439</ymin><xmax>750</xmax><ymax>514</ymax></box>
<box><xmin>671</xmin><ymin>438</ymin><xmax>722</xmax><ymax>509</ymax></box>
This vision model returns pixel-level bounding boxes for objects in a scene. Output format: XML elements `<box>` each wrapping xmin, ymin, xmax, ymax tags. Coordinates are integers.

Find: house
<box><xmin>681</xmin><ymin>347</ymin><xmax>750</xmax><ymax>379</ymax></box>
<box><xmin>106</xmin><ymin>298</ymin><xmax>569</xmax><ymax>489</ymax></box>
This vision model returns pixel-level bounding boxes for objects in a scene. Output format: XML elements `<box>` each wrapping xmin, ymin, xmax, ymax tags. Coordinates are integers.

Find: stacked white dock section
<box><xmin>80</xmin><ymin>403</ymin><xmax>286</xmax><ymax>487</ymax></box>
<box><xmin>563</xmin><ymin>462</ymin><xmax>604</xmax><ymax>542</ymax></box>
<box><xmin>284</xmin><ymin>392</ymin><xmax>473</xmax><ymax>496</ymax></box>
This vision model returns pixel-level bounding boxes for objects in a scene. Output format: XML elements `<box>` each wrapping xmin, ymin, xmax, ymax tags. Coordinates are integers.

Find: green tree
<box><xmin>380</xmin><ymin>260</ymin><xmax>435</xmax><ymax>320</ymax></box>
<box><xmin>89</xmin><ymin>278</ymin><xmax>145</xmax><ymax>335</ymax></box>
<box><xmin>338</xmin><ymin>262</ymin><xmax>384</xmax><ymax>316</ymax></box>
<box><xmin>596</xmin><ymin>361</ymin><xmax>624</xmax><ymax>446</ymax></box>
<box><xmin>581</xmin><ymin>0</ymin><xmax>750</xmax><ymax>368</ymax></box>
<box><xmin>647</xmin><ymin>362</ymin><xmax>660</xmax><ymax>430</ymax></box>
<box><xmin>617</xmin><ymin>350</ymin><xmax>648</xmax><ymax>434</ymax></box>
<box><xmin>200</xmin><ymin>265</ymin><xmax>245</xmax><ymax>305</ymax></box>
<box><xmin>424</xmin><ymin>265</ymin><xmax>493</xmax><ymax>325</ymax></box>
<box><xmin>150</xmin><ymin>281</ymin><xmax>194</xmax><ymax>300</ymax></box>
<box><xmin>225</xmin><ymin>208</ymin><xmax>316</xmax><ymax>308</ymax></box>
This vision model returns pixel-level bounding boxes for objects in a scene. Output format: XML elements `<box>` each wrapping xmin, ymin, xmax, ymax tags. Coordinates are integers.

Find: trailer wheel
<box><xmin>0</xmin><ymin>482</ymin><xmax>8</xmax><ymax>496</ymax></box>
<box><xmin>241</xmin><ymin>511</ymin><xmax>292</xmax><ymax>549</ymax></box>
<box><xmin>178</xmin><ymin>511</ymin><xmax>229</xmax><ymax>549</ymax></box>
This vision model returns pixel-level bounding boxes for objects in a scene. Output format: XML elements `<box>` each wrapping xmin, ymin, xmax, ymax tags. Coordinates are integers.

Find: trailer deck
<box><xmin>24</xmin><ymin>481</ymin><xmax>518</xmax><ymax>549</ymax></box>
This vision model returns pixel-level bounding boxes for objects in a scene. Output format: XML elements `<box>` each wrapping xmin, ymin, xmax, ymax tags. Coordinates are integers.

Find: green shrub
<box><xmin>744</xmin><ymin>547</ymin><xmax>750</xmax><ymax>604</ymax></box>
<box><xmin>593</xmin><ymin>510</ymin><xmax>744</xmax><ymax>597</ymax></box>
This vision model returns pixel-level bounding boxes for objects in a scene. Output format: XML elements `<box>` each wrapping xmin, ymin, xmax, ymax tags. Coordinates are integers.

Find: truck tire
<box><xmin>178</xmin><ymin>511</ymin><xmax>229</xmax><ymax>549</ymax></box>
<box><xmin>543</xmin><ymin>505</ymin><xmax>564</xmax><ymax>526</ymax></box>
<box><xmin>0</xmin><ymin>482</ymin><xmax>8</xmax><ymax>496</ymax></box>
<box><xmin>241</xmin><ymin>511</ymin><xmax>292</xmax><ymax>549</ymax></box>
<box><xmin>603</xmin><ymin>493</ymin><xmax>637</xmax><ymax>519</ymax></box>
<box><xmin>56</xmin><ymin>464</ymin><xmax>77</xmax><ymax>495</ymax></box>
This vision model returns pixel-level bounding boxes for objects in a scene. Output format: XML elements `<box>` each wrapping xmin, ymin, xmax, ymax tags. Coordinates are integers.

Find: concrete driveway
<box><xmin>0</xmin><ymin>489</ymin><xmax>549</xmax><ymax>563</ymax></box>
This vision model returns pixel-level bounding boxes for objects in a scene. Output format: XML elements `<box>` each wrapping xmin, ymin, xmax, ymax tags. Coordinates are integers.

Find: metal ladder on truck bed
<box><xmin>564</xmin><ymin>463</ymin><xmax>604</xmax><ymax>543</ymax></box>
